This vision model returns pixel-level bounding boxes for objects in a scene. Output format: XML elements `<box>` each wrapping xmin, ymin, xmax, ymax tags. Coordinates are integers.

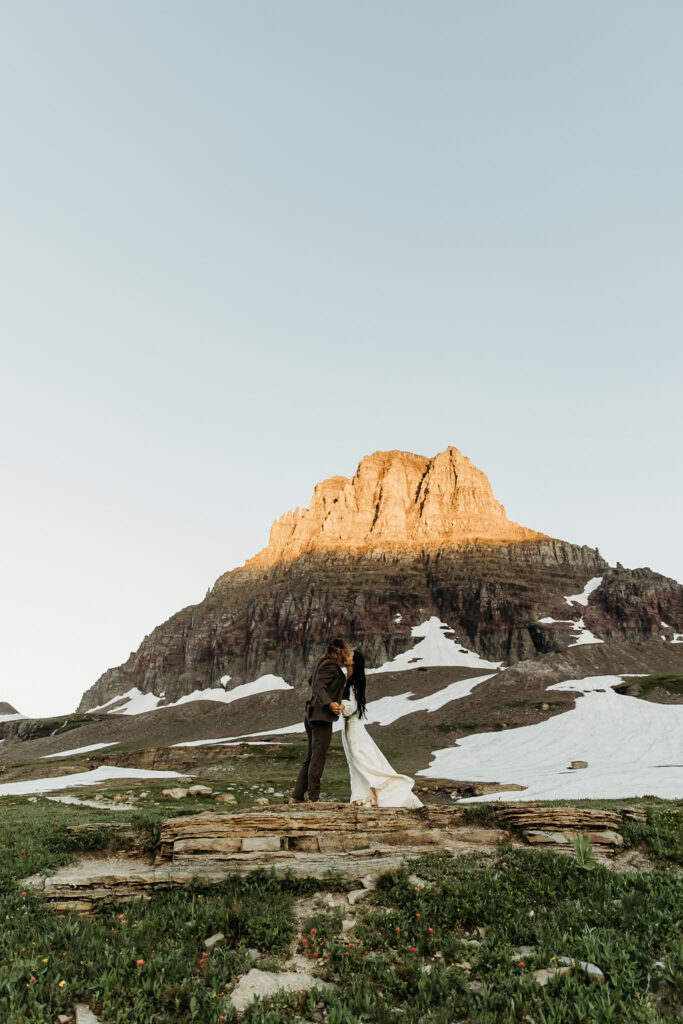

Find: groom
<box><xmin>291</xmin><ymin>638</ymin><xmax>352</xmax><ymax>804</ymax></box>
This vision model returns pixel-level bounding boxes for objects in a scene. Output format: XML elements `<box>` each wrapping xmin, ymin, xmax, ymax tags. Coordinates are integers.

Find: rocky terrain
<box><xmin>70</xmin><ymin>447</ymin><xmax>681</xmax><ymax>714</ymax></box>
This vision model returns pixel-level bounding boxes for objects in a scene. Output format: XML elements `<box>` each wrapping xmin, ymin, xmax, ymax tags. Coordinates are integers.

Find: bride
<box><xmin>339</xmin><ymin>650</ymin><xmax>422</xmax><ymax>808</ymax></box>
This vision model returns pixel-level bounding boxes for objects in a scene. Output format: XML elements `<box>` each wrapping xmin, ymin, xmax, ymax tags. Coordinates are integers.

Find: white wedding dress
<box><xmin>341</xmin><ymin>693</ymin><xmax>422</xmax><ymax>808</ymax></box>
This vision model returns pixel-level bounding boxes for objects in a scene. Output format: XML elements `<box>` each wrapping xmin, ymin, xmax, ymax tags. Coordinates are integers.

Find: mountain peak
<box><xmin>247</xmin><ymin>446</ymin><xmax>545</xmax><ymax>568</ymax></box>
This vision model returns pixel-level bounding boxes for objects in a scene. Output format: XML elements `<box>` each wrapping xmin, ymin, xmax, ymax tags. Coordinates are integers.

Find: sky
<box><xmin>1</xmin><ymin>1</ymin><xmax>681</xmax><ymax>719</ymax></box>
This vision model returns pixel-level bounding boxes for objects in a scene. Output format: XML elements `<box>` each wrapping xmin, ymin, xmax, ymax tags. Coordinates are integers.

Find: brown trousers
<box><xmin>292</xmin><ymin>719</ymin><xmax>333</xmax><ymax>802</ymax></box>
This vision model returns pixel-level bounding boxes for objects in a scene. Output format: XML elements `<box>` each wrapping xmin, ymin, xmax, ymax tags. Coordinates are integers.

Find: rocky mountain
<box><xmin>0</xmin><ymin>702</ymin><xmax>21</xmax><ymax>718</ymax></box>
<box><xmin>76</xmin><ymin>447</ymin><xmax>683</xmax><ymax>714</ymax></box>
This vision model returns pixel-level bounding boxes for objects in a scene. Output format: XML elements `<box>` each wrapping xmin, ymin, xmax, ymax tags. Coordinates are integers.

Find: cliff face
<box><xmin>76</xmin><ymin>447</ymin><xmax>683</xmax><ymax>713</ymax></box>
<box><xmin>248</xmin><ymin>448</ymin><xmax>543</xmax><ymax>568</ymax></box>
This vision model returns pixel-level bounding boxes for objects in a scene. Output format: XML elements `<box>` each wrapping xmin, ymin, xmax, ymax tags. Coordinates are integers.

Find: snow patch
<box><xmin>568</xmin><ymin>618</ymin><xmax>605</xmax><ymax>647</ymax></box>
<box><xmin>672</xmin><ymin>633</ymin><xmax>683</xmax><ymax>644</ymax></box>
<box><xmin>41</xmin><ymin>742</ymin><xmax>119</xmax><ymax>759</ymax></box>
<box><xmin>162</xmin><ymin>676</ymin><xmax>292</xmax><ymax>709</ymax></box>
<box><xmin>86</xmin><ymin>689</ymin><xmax>161</xmax><ymax>715</ymax></box>
<box><xmin>369</xmin><ymin>617</ymin><xmax>501</xmax><ymax>673</ymax></box>
<box><xmin>564</xmin><ymin>576</ymin><xmax>603</xmax><ymax>607</ymax></box>
<box><xmin>419</xmin><ymin>675</ymin><xmax>683</xmax><ymax>802</ymax></box>
<box><xmin>0</xmin><ymin>766</ymin><xmax>191</xmax><ymax>797</ymax></box>
<box><xmin>175</xmin><ymin>670</ymin><xmax>498</xmax><ymax>745</ymax></box>
<box><xmin>0</xmin><ymin>713</ymin><xmax>26</xmax><ymax>723</ymax></box>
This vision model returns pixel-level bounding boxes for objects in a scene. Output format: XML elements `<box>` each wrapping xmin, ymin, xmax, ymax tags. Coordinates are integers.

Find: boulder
<box><xmin>161</xmin><ymin>788</ymin><xmax>189</xmax><ymax>800</ymax></box>
<box><xmin>229</xmin><ymin>968</ymin><xmax>335</xmax><ymax>1012</ymax></box>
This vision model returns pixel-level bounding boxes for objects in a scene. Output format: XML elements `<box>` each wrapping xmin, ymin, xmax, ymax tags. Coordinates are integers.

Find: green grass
<box><xmin>0</xmin><ymin>799</ymin><xmax>681</xmax><ymax>1022</ymax></box>
<box><xmin>615</xmin><ymin>675</ymin><xmax>683</xmax><ymax>697</ymax></box>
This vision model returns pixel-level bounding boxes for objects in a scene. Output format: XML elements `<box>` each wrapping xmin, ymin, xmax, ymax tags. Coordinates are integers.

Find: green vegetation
<box><xmin>615</xmin><ymin>675</ymin><xmax>683</xmax><ymax>698</ymax></box>
<box><xmin>0</xmin><ymin>799</ymin><xmax>681</xmax><ymax>1022</ymax></box>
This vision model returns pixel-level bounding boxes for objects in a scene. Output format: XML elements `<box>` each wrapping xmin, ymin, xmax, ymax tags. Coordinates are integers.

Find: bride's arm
<box><xmin>341</xmin><ymin>693</ymin><xmax>357</xmax><ymax>717</ymax></box>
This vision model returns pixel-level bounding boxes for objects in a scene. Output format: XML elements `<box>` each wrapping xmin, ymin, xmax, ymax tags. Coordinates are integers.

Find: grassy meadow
<box><xmin>0</xmin><ymin>795</ymin><xmax>681</xmax><ymax>1023</ymax></box>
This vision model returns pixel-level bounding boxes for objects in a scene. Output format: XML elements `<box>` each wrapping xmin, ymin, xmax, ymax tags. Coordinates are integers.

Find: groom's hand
<box><xmin>329</xmin><ymin>702</ymin><xmax>342</xmax><ymax>716</ymax></box>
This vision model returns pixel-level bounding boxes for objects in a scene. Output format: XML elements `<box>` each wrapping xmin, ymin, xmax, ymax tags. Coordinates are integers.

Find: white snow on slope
<box><xmin>0</xmin><ymin>766</ymin><xmax>191</xmax><ymax>798</ymax></box>
<box><xmin>41</xmin><ymin>742</ymin><xmax>119</xmax><ymax>759</ymax></box>
<box><xmin>87</xmin><ymin>688</ymin><xmax>162</xmax><ymax>715</ymax></box>
<box><xmin>163</xmin><ymin>676</ymin><xmax>292</xmax><ymax>708</ymax></box>
<box><xmin>87</xmin><ymin>677</ymin><xmax>291</xmax><ymax>716</ymax></box>
<box><xmin>672</xmin><ymin>634</ymin><xmax>683</xmax><ymax>644</ymax></box>
<box><xmin>173</xmin><ymin>671</ymin><xmax>499</xmax><ymax>746</ymax></box>
<box><xmin>564</xmin><ymin>576</ymin><xmax>603</xmax><ymax>607</ymax></box>
<box><xmin>369</xmin><ymin>617</ymin><xmax>501</xmax><ymax>673</ymax></box>
<box><xmin>0</xmin><ymin>713</ymin><xmax>26</xmax><ymax>723</ymax></box>
<box><xmin>568</xmin><ymin>618</ymin><xmax>605</xmax><ymax>647</ymax></box>
<box><xmin>419</xmin><ymin>675</ymin><xmax>683</xmax><ymax>802</ymax></box>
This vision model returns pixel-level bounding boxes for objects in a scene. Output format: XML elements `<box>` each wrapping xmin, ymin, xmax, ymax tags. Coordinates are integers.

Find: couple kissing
<box><xmin>291</xmin><ymin>638</ymin><xmax>422</xmax><ymax>808</ymax></box>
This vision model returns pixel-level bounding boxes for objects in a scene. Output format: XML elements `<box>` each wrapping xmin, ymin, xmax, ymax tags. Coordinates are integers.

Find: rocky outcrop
<box><xmin>248</xmin><ymin>447</ymin><xmax>544</xmax><ymax>568</ymax></box>
<box><xmin>76</xmin><ymin>447</ymin><xmax>683</xmax><ymax>714</ymax></box>
<box><xmin>0</xmin><ymin>702</ymin><xmax>20</xmax><ymax>716</ymax></box>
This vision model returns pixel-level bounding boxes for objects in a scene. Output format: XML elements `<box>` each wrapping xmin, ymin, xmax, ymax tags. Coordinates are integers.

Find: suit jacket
<box><xmin>306</xmin><ymin>654</ymin><xmax>346</xmax><ymax>724</ymax></box>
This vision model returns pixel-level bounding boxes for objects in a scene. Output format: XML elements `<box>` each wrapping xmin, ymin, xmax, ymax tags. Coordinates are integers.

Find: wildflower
<box><xmin>117</xmin><ymin>914</ymin><xmax>126</xmax><ymax>922</ymax></box>
<box><xmin>344</xmin><ymin>952</ymin><xmax>349</xmax><ymax>957</ymax></box>
<box><xmin>42</xmin><ymin>958</ymin><xmax>48</xmax><ymax>963</ymax></box>
<box><xmin>136</xmin><ymin>959</ymin><xmax>145</xmax><ymax>967</ymax></box>
<box><xmin>310</xmin><ymin>928</ymin><xmax>317</xmax><ymax>935</ymax></box>
<box><xmin>302</xmin><ymin>938</ymin><xmax>307</xmax><ymax>945</ymax></box>
<box><xmin>313</xmin><ymin>952</ymin><xmax>319</xmax><ymax>959</ymax></box>
<box><xmin>415</xmin><ymin>912</ymin><xmax>420</xmax><ymax>918</ymax></box>
<box><xmin>21</xmin><ymin>948</ymin><xmax>25</xmax><ymax>952</ymax></box>
<box><xmin>29</xmin><ymin>976</ymin><xmax>36</xmax><ymax>984</ymax></box>
<box><xmin>410</xmin><ymin>946</ymin><xmax>417</xmax><ymax>953</ymax></box>
<box><xmin>54</xmin><ymin>822</ymin><xmax>59</xmax><ymax>826</ymax></box>
<box><xmin>327</xmin><ymin>952</ymin><xmax>332</xmax><ymax>957</ymax></box>
<box><xmin>519</xmin><ymin>961</ymin><xmax>526</xmax><ymax>969</ymax></box>
<box><xmin>428</xmin><ymin>928</ymin><xmax>434</xmax><ymax>934</ymax></box>
<box><xmin>58</xmin><ymin>980</ymin><xmax>66</xmax><ymax>988</ymax></box>
<box><xmin>20</xmin><ymin>851</ymin><xmax>25</xmax><ymax>857</ymax></box>
<box><xmin>20</xmin><ymin>892</ymin><xmax>26</xmax><ymax>899</ymax></box>
<box><xmin>395</xmin><ymin>926</ymin><xmax>401</xmax><ymax>933</ymax></box>
<box><xmin>348</xmin><ymin>943</ymin><xmax>354</xmax><ymax>949</ymax></box>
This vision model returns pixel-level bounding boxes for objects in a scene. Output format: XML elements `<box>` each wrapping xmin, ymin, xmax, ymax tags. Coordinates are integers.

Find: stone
<box><xmin>229</xmin><ymin>968</ymin><xmax>335</xmax><ymax>1012</ymax></box>
<box><xmin>58</xmin><ymin>1016</ymin><xmax>71</xmax><ymax>1024</ymax></box>
<box><xmin>204</xmin><ymin>932</ymin><xmax>225</xmax><ymax>950</ymax></box>
<box><xmin>540</xmin><ymin>702</ymin><xmax>550</xmax><ymax>711</ymax></box>
<box><xmin>241</xmin><ymin>836</ymin><xmax>281</xmax><ymax>852</ymax></box>
<box><xmin>347</xmin><ymin>888</ymin><xmax>371</xmax><ymax>906</ymax></box>
<box><xmin>531</xmin><ymin>966</ymin><xmax>572</xmax><ymax>986</ymax></box>
<box><xmin>556</xmin><ymin>956</ymin><xmax>604</xmax><ymax>983</ymax></box>
<box><xmin>360</xmin><ymin>872</ymin><xmax>380</xmax><ymax>890</ymax></box>
<box><xmin>408</xmin><ymin>874</ymin><xmax>427</xmax><ymax>890</ymax></box>
<box><xmin>455</xmin><ymin>961</ymin><xmax>472</xmax><ymax>971</ymax></box>
<box><xmin>188</xmin><ymin>785</ymin><xmax>213</xmax><ymax>796</ymax></box>
<box><xmin>570</xmin><ymin>761</ymin><xmax>588</xmax><ymax>770</ymax></box>
<box><xmin>247</xmin><ymin>948</ymin><xmax>261</xmax><ymax>961</ymax></box>
<box><xmin>75</xmin><ymin>1006</ymin><xmax>101</xmax><ymax>1024</ymax></box>
<box><xmin>254</xmin><ymin>797</ymin><xmax>270</xmax><ymax>806</ymax></box>
<box><xmin>161</xmin><ymin>788</ymin><xmax>189</xmax><ymax>800</ymax></box>
<box><xmin>213</xmin><ymin>793</ymin><xmax>237</xmax><ymax>804</ymax></box>
<box><xmin>341</xmin><ymin>918</ymin><xmax>355</xmax><ymax>932</ymax></box>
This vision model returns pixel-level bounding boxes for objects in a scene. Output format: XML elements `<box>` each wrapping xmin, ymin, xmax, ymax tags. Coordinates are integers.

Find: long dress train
<box><xmin>341</xmin><ymin>693</ymin><xmax>422</xmax><ymax>808</ymax></box>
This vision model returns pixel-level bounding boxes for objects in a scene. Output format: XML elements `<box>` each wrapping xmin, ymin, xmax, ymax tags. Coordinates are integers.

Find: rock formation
<box><xmin>247</xmin><ymin>447</ymin><xmax>544</xmax><ymax>567</ymax></box>
<box><xmin>77</xmin><ymin>447</ymin><xmax>683</xmax><ymax>713</ymax></box>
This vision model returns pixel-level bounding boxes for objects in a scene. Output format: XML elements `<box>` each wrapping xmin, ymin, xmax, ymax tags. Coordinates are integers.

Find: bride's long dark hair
<box><xmin>344</xmin><ymin>650</ymin><xmax>367</xmax><ymax>719</ymax></box>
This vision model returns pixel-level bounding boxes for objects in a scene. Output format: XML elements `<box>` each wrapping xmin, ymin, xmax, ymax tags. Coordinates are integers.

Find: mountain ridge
<box><xmin>73</xmin><ymin>446</ymin><xmax>683</xmax><ymax>715</ymax></box>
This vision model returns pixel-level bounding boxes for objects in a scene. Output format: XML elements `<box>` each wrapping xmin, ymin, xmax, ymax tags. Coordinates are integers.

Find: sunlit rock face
<box><xmin>247</xmin><ymin>447</ymin><xmax>544</xmax><ymax>568</ymax></box>
<box><xmin>75</xmin><ymin>447</ymin><xmax>682</xmax><ymax>713</ymax></box>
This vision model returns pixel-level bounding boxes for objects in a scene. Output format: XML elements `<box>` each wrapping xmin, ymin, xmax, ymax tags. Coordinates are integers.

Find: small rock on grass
<box><xmin>214</xmin><ymin>793</ymin><xmax>237</xmax><ymax>804</ymax></box>
<box><xmin>347</xmin><ymin>888</ymin><xmax>371</xmax><ymax>906</ymax></box>
<box><xmin>408</xmin><ymin>874</ymin><xmax>428</xmax><ymax>890</ymax></box>
<box><xmin>161</xmin><ymin>788</ymin><xmax>189</xmax><ymax>799</ymax></box>
<box><xmin>556</xmin><ymin>956</ymin><xmax>604</xmax><ymax>983</ymax></box>
<box><xmin>360</xmin><ymin>872</ymin><xmax>380</xmax><ymax>890</ymax></box>
<box><xmin>531</xmin><ymin>966</ymin><xmax>572</xmax><ymax>986</ymax></box>
<box><xmin>204</xmin><ymin>932</ymin><xmax>225</xmax><ymax>950</ymax></box>
<box><xmin>254</xmin><ymin>797</ymin><xmax>269</xmax><ymax>805</ymax></box>
<box><xmin>188</xmin><ymin>784</ymin><xmax>213</xmax><ymax>796</ymax></box>
<box><xmin>229</xmin><ymin>968</ymin><xmax>335</xmax><ymax>1012</ymax></box>
<box><xmin>341</xmin><ymin>918</ymin><xmax>355</xmax><ymax>932</ymax></box>
<box><xmin>247</xmin><ymin>948</ymin><xmax>261</xmax><ymax>961</ymax></box>
<box><xmin>75</xmin><ymin>1006</ymin><xmax>101</xmax><ymax>1024</ymax></box>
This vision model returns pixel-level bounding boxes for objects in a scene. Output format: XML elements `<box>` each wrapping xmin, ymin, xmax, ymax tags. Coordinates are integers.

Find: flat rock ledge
<box><xmin>25</xmin><ymin>803</ymin><xmax>630</xmax><ymax>912</ymax></box>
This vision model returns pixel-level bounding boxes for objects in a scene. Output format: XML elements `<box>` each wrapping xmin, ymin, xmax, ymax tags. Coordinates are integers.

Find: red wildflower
<box><xmin>136</xmin><ymin>959</ymin><xmax>145</xmax><ymax>967</ymax></box>
<box><xmin>344</xmin><ymin>952</ymin><xmax>349</xmax><ymax>957</ymax></box>
<box><xmin>29</xmin><ymin>976</ymin><xmax>36</xmax><ymax>984</ymax></box>
<box><xmin>428</xmin><ymin>927</ymin><xmax>434</xmax><ymax>934</ymax></box>
<box><xmin>302</xmin><ymin>938</ymin><xmax>307</xmax><ymax>945</ymax></box>
<box><xmin>313</xmin><ymin>952</ymin><xmax>319</xmax><ymax>959</ymax></box>
<box><xmin>410</xmin><ymin>947</ymin><xmax>417</xmax><ymax>953</ymax></box>
<box><xmin>415</xmin><ymin>912</ymin><xmax>420</xmax><ymax>918</ymax></box>
<box><xmin>20</xmin><ymin>851</ymin><xmax>25</xmax><ymax>857</ymax></box>
<box><xmin>310</xmin><ymin>928</ymin><xmax>317</xmax><ymax>935</ymax></box>
<box><xmin>20</xmin><ymin>892</ymin><xmax>26</xmax><ymax>899</ymax></box>
<box><xmin>519</xmin><ymin>961</ymin><xmax>526</xmax><ymax>969</ymax></box>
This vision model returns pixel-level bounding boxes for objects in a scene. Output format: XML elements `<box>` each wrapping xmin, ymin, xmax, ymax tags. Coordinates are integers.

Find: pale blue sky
<box><xmin>1</xmin><ymin>2</ymin><xmax>681</xmax><ymax>717</ymax></box>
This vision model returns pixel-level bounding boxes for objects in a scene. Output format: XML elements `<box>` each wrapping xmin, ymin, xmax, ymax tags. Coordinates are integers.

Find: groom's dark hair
<box><xmin>327</xmin><ymin>637</ymin><xmax>348</xmax><ymax>660</ymax></box>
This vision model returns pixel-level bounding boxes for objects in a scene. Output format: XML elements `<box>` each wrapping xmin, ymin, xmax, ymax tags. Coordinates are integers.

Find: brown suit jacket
<box><xmin>306</xmin><ymin>655</ymin><xmax>346</xmax><ymax>724</ymax></box>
